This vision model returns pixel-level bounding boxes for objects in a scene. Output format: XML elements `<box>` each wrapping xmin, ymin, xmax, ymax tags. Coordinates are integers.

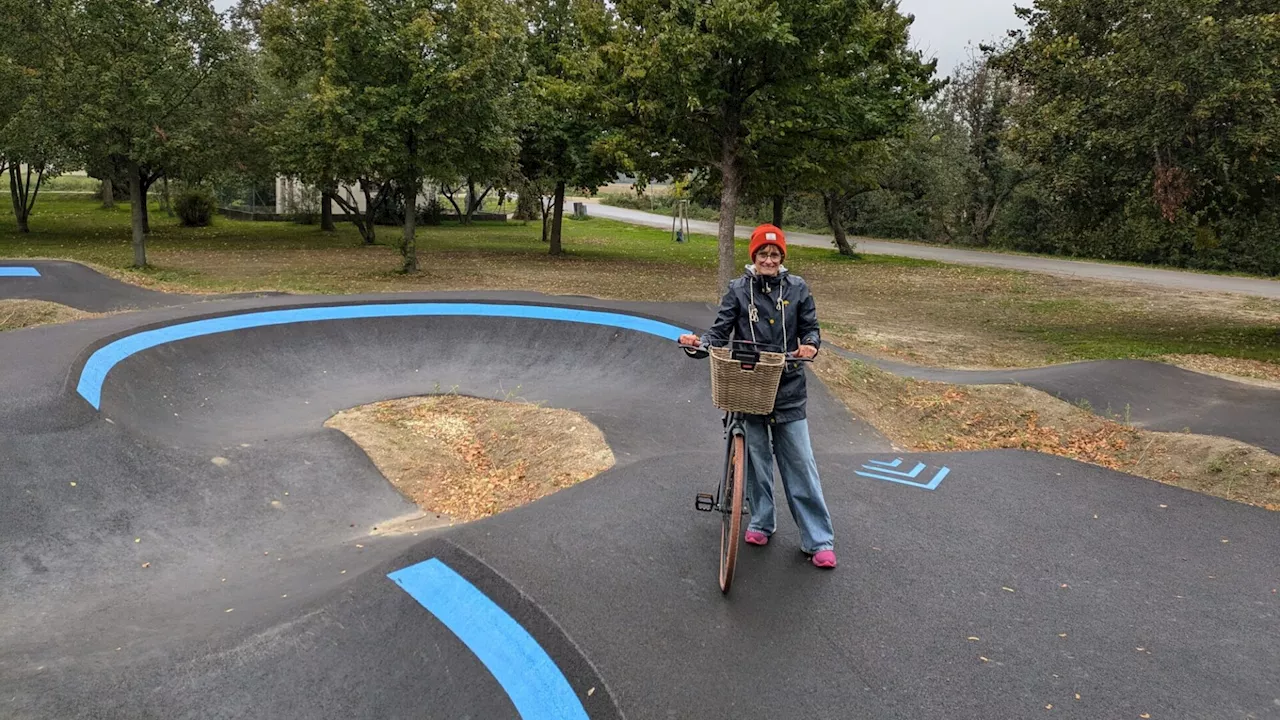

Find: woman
<box><xmin>678</xmin><ymin>224</ymin><xmax>837</xmax><ymax>569</ymax></box>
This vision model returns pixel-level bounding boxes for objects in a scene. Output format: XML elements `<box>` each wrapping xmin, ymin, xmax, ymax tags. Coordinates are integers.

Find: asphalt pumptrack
<box><xmin>2</xmin><ymin>260</ymin><xmax>1278</xmax><ymax>719</ymax></box>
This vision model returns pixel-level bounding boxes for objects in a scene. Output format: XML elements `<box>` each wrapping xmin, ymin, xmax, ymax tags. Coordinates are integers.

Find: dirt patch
<box><xmin>1161</xmin><ymin>354</ymin><xmax>1280</xmax><ymax>389</ymax></box>
<box><xmin>813</xmin><ymin>354</ymin><xmax>1280</xmax><ymax>511</ymax></box>
<box><xmin>325</xmin><ymin>395</ymin><xmax>615</xmax><ymax>522</ymax></box>
<box><xmin>0</xmin><ymin>299</ymin><xmax>97</xmax><ymax>331</ymax></box>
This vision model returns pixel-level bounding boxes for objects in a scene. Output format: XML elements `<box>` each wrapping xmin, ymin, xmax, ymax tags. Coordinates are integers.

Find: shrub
<box><xmin>174</xmin><ymin>188</ymin><xmax>217</xmax><ymax>227</ymax></box>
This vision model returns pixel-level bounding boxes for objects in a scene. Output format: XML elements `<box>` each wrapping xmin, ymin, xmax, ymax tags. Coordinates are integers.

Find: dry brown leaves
<box><xmin>0</xmin><ymin>299</ymin><xmax>98</xmax><ymax>331</ymax></box>
<box><xmin>813</xmin><ymin>354</ymin><xmax>1280</xmax><ymax>511</ymax></box>
<box><xmin>327</xmin><ymin>395</ymin><xmax>615</xmax><ymax>522</ymax></box>
<box><xmin>902</xmin><ymin>384</ymin><xmax>1137</xmax><ymax>472</ymax></box>
<box><xmin>1161</xmin><ymin>354</ymin><xmax>1280</xmax><ymax>387</ymax></box>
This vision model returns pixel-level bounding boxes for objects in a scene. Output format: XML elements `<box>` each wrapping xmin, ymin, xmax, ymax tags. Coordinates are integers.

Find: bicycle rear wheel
<box><xmin>719</xmin><ymin>432</ymin><xmax>746</xmax><ymax>593</ymax></box>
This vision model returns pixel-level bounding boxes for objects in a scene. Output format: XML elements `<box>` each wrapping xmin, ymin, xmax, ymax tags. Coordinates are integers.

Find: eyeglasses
<box><xmin>756</xmin><ymin>251</ymin><xmax>783</xmax><ymax>260</ymax></box>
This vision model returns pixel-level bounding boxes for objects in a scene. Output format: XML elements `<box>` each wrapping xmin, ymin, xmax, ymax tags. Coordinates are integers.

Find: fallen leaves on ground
<box><xmin>814</xmin><ymin>354</ymin><xmax>1280</xmax><ymax>512</ymax></box>
<box><xmin>0</xmin><ymin>299</ymin><xmax>98</xmax><ymax>331</ymax></box>
<box><xmin>1162</xmin><ymin>354</ymin><xmax>1280</xmax><ymax>387</ymax></box>
<box><xmin>326</xmin><ymin>395</ymin><xmax>615</xmax><ymax>522</ymax></box>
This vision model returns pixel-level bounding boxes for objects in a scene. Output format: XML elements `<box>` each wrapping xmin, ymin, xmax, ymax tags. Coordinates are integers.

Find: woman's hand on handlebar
<box><xmin>794</xmin><ymin>344</ymin><xmax>817</xmax><ymax>360</ymax></box>
<box><xmin>678</xmin><ymin>334</ymin><xmax>702</xmax><ymax>348</ymax></box>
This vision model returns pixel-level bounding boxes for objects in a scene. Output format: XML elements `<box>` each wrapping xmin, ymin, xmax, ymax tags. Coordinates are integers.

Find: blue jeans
<box><xmin>742</xmin><ymin>416</ymin><xmax>835</xmax><ymax>553</ymax></box>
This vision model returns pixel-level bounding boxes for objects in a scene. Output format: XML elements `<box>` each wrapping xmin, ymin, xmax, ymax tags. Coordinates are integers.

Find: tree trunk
<box><xmin>463</xmin><ymin>178</ymin><xmax>476</xmax><ymax>225</ymax></box>
<box><xmin>470</xmin><ymin>185</ymin><xmax>492</xmax><ymax>221</ymax></box>
<box><xmin>102</xmin><ymin>178</ymin><xmax>115</xmax><ymax>208</ymax></box>
<box><xmin>141</xmin><ymin>190</ymin><xmax>151</xmax><ymax>233</ymax></box>
<box><xmin>772</xmin><ymin>194</ymin><xmax>784</xmax><ymax>228</ymax></box>
<box><xmin>129</xmin><ymin>162</ymin><xmax>148</xmax><ymax>267</ymax></box>
<box><xmin>462</xmin><ymin>180</ymin><xmax>494</xmax><ymax>224</ymax></box>
<box><xmin>361</xmin><ymin>180</ymin><xmax>381</xmax><ymax>245</ymax></box>
<box><xmin>321</xmin><ymin>191</ymin><xmax>335</xmax><ymax>231</ymax></box>
<box><xmin>549</xmin><ymin>180</ymin><xmax>566</xmax><ymax>255</ymax></box>
<box><xmin>9</xmin><ymin>165</ymin><xmax>30</xmax><ymax>233</ymax></box>
<box><xmin>515</xmin><ymin>183</ymin><xmax>537</xmax><ymax>221</ymax></box>
<box><xmin>401</xmin><ymin>181</ymin><xmax>417</xmax><ymax>273</ymax></box>
<box><xmin>539</xmin><ymin>195</ymin><xmax>550</xmax><ymax>243</ymax></box>
<box><xmin>716</xmin><ymin>138</ymin><xmax>742</xmax><ymax>291</ymax></box>
<box><xmin>442</xmin><ymin>184</ymin><xmax>463</xmax><ymax>219</ymax></box>
<box><xmin>162</xmin><ymin>176</ymin><xmax>173</xmax><ymax>216</ymax></box>
<box><xmin>331</xmin><ymin>185</ymin><xmax>375</xmax><ymax>244</ymax></box>
<box><xmin>823</xmin><ymin>192</ymin><xmax>856</xmax><ymax>256</ymax></box>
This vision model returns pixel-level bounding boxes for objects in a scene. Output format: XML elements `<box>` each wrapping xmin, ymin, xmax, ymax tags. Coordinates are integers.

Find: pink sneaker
<box><xmin>811</xmin><ymin>550</ymin><xmax>837</xmax><ymax>568</ymax></box>
<box><xmin>744</xmin><ymin>530</ymin><xmax>769</xmax><ymax>546</ymax></box>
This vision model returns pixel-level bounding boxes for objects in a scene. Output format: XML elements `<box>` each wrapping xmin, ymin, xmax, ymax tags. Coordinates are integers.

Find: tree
<box><xmin>517</xmin><ymin>0</ymin><xmax>621</xmax><ymax>255</ymax></box>
<box><xmin>264</xmin><ymin>0</ymin><xmax>521</xmax><ymax>271</ymax></box>
<box><xmin>383</xmin><ymin>0</ymin><xmax>522</xmax><ymax>271</ymax></box>
<box><xmin>931</xmin><ymin>46</ymin><xmax>1027</xmax><ymax>246</ymax></box>
<box><xmin>606</xmin><ymin>0</ymin><xmax>936</xmax><ymax>289</ymax></box>
<box><xmin>0</xmin><ymin>0</ymin><xmax>70</xmax><ymax>232</ymax></box>
<box><xmin>57</xmin><ymin>0</ymin><xmax>251</xmax><ymax>266</ymax></box>
<box><xmin>262</xmin><ymin>0</ymin><xmax>394</xmax><ymax>246</ymax></box>
<box><xmin>998</xmin><ymin>0</ymin><xmax>1280</xmax><ymax>271</ymax></box>
<box><xmin>813</xmin><ymin>143</ymin><xmax>890</xmax><ymax>256</ymax></box>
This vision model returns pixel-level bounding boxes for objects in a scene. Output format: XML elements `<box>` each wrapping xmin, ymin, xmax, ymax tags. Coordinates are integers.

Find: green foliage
<box><xmin>825</xmin><ymin>3</ymin><xmax>1280</xmax><ymax>276</ymax></box>
<box><xmin>174</xmin><ymin>188</ymin><xmax>217</xmax><ymax>227</ymax></box>
<box><xmin>0</xmin><ymin>0</ymin><xmax>74</xmax><ymax>230</ymax></box>
<box><xmin>62</xmin><ymin>0</ymin><xmax>253</xmax><ymax>182</ymax></box>
<box><xmin>605</xmin><ymin>0</ymin><xmax>937</xmax><ymax>284</ymax></box>
<box><xmin>263</xmin><ymin>0</ymin><xmax>523</xmax><ymax>267</ymax></box>
<box><xmin>17</xmin><ymin>0</ymin><xmax>255</xmax><ymax>261</ymax></box>
<box><xmin>516</xmin><ymin>0</ymin><xmax>621</xmax><ymax>252</ymax></box>
<box><xmin>996</xmin><ymin>0</ymin><xmax>1280</xmax><ymax>272</ymax></box>
<box><xmin>928</xmin><ymin>46</ymin><xmax>1028</xmax><ymax>246</ymax></box>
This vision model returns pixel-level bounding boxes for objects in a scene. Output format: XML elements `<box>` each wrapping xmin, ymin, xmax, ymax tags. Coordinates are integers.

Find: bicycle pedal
<box><xmin>694</xmin><ymin>493</ymin><xmax>715</xmax><ymax>512</ymax></box>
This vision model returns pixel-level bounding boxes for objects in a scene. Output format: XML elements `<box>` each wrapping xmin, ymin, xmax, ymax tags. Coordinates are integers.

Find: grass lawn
<box><xmin>3</xmin><ymin>196</ymin><xmax>1279</xmax><ymax>377</ymax></box>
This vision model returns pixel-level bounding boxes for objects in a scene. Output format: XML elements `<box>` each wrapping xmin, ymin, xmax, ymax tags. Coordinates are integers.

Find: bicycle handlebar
<box><xmin>678</xmin><ymin>339</ymin><xmax>813</xmax><ymax>362</ymax></box>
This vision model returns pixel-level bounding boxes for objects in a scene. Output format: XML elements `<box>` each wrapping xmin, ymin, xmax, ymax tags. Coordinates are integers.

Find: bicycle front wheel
<box><xmin>719</xmin><ymin>432</ymin><xmax>746</xmax><ymax>594</ymax></box>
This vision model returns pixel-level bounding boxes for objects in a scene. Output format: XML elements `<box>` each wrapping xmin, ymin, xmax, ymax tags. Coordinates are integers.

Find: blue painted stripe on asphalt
<box><xmin>389</xmin><ymin>557</ymin><xmax>589</xmax><ymax>720</ymax></box>
<box><xmin>0</xmin><ymin>266</ymin><xmax>40</xmax><ymax>277</ymax></box>
<box><xmin>75</xmin><ymin>302</ymin><xmax>690</xmax><ymax>408</ymax></box>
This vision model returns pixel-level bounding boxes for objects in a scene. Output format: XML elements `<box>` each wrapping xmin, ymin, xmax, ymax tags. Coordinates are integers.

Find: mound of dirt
<box><xmin>0</xmin><ymin>299</ymin><xmax>97</xmax><ymax>331</ymax></box>
<box><xmin>326</xmin><ymin>395</ymin><xmax>615</xmax><ymax>522</ymax></box>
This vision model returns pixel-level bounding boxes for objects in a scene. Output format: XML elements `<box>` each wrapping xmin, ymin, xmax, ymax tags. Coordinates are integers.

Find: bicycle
<box><xmin>680</xmin><ymin>338</ymin><xmax>812</xmax><ymax>594</ymax></box>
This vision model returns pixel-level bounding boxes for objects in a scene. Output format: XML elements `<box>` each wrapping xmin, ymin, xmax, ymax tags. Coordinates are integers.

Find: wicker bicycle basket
<box><xmin>708</xmin><ymin>346</ymin><xmax>786</xmax><ymax>415</ymax></box>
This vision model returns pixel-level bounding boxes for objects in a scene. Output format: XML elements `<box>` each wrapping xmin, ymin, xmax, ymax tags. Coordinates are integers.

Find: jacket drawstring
<box><xmin>748</xmin><ymin>271</ymin><xmax>786</xmax><ymax>353</ymax></box>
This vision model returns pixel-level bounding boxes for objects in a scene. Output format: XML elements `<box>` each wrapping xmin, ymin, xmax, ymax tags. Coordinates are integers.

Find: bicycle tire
<box><xmin>719</xmin><ymin>432</ymin><xmax>745</xmax><ymax>593</ymax></box>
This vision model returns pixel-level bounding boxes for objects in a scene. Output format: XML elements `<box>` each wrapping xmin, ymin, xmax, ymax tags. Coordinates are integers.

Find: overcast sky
<box><xmin>898</xmin><ymin>0</ymin><xmax>1025</xmax><ymax>76</ymax></box>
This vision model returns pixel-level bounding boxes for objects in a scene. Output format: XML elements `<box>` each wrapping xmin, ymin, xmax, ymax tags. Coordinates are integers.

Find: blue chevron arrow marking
<box><xmin>863</xmin><ymin>461</ymin><xmax>927</xmax><ymax>479</ymax></box>
<box><xmin>866</xmin><ymin>458</ymin><xmax>903</xmax><ymax>468</ymax></box>
<box><xmin>856</xmin><ymin>460</ymin><xmax>950</xmax><ymax>490</ymax></box>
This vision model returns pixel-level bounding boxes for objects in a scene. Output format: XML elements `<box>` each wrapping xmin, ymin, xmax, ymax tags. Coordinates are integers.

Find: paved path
<box><xmin>3</xmin><ymin>277</ymin><xmax>1279</xmax><ymax>719</ymax></box>
<box><xmin>572</xmin><ymin>201</ymin><xmax>1280</xmax><ymax>298</ymax></box>
<box><xmin>0</xmin><ymin>260</ymin><xmax>285</xmax><ymax>312</ymax></box>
